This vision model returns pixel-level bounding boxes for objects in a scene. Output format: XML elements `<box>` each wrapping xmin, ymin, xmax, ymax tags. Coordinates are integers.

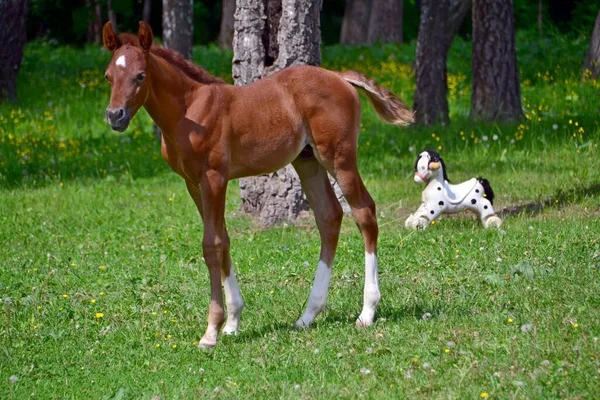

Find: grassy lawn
<box><xmin>1</xmin><ymin>33</ymin><xmax>600</xmax><ymax>398</ymax></box>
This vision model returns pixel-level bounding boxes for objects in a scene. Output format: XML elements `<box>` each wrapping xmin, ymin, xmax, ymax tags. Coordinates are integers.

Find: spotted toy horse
<box><xmin>405</xmin><ymin>150</ymin><xmax>502</xmax><ymax>229</ymax></box>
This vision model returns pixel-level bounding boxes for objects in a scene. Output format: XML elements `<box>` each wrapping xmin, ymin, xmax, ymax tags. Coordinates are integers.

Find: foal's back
<box><xmin>216</xmin><ymin>65</ymin><xmax>360</xmax><ymax>179</ymax></box>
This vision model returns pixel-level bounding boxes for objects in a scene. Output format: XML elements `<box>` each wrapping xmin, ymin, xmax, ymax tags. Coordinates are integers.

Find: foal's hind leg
<box><xmin>292</xmin><ymin>156</ymin><xmax>343</xmax><ymax>328</ymax></box>
<box><xmin>333</xmin><ymin>164</ymin><xmax>380</xmax><ymax>327</ymax></box>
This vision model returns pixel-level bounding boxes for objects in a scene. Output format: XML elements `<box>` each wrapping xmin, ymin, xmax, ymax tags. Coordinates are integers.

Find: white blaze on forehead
<box><xmin>116</xmin><ymin>55</ymin><xmax>127</xmax><ymax>68</ymax></box>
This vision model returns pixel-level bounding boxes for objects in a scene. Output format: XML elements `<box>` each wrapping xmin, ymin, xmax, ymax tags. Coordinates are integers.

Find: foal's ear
<box><xmin>102</xmin><ymin>22</ymin><xmax>121</xmax><ymax>52</ymax></box>
<box><xmin>138</xmin><ymin>21</ymin><xmax>154</xmax><ymax>52</ymax></box>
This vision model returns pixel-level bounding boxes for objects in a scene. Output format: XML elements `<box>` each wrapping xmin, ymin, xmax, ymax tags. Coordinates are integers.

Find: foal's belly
<box><xmin>228</xmin><ymin>128</ymin><xmax>307</xmax><ymax>179</ymax></box>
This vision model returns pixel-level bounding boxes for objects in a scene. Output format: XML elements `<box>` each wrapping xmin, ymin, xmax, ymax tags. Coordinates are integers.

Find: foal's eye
<box><xmin>136</xmin><ymin>72</ymin><xmax>146</xmax><ymax>82</ymax></box>
<box><xmin>104</xmin><ymin>74</ymin><xmax>109</xmax><ymax>81</ymax></box>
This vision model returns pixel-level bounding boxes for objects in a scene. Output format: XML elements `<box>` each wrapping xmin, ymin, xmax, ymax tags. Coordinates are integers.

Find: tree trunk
<box><xmin>143</xmin><ymin>0</ymin><xmax>152</xmax><ymax>23</ymax></box>
<box><xmin>583</xmin><ymin>9</ymin><xmax>600</xmax><ymax>80</ymax></box>
<box><xmin>367</xmin><ymin>0</ymin><xmax>403</xmax><ymax>44</ymax></box>
<box><xmin>0</xmin><ymin>0</ymin><xmax>29</xmax><ymax>102</ymax></box>
<box><xmin>340</xmin><ymin>0</ymin><xmax>372</xmax><ymax>45</ymax></box>
<box><xmin>413</xmin><ymin>0</ymin><xmax>452</xmax><ymax>125</ymax></box>
<box><xmin>447</xmin><ymin>0</ymin><xmax>471</xmax><ymax>48</ymax></box>
<box><xmin>471</xmin><ymin>0</ymin><xmax>522</xmax><ymax>122</ymax></box>
<box><xmin>233</xmin><ymin>0</ymin><xmax>327</xmax><ymax>226</ymax></box>
<box><xmin>107</xmin><ymin>0</ymin><xmax>118</xmax><ymax>30</ymax></box>
<box><xmin>86</xmin><ymin>0</ymin><xmax>103</xmax><ymax>44</ymax></box>
<box><xmin>218</xmin><ymin>0</ymin><xmax>235</xmax><ymax>49</ymax></box>
<box><xmin>162</xmin><ymin>0</ymin><xmax>194</xmax><ymax>60</ymax></box>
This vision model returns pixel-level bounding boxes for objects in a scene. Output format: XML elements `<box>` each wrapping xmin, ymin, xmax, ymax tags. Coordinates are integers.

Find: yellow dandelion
<box><xmin>99</xmin><ymin>291</ymin><xmax>105</xmax><ymax>296</ymax></box>
<box><xmin>95</xmin><ymin>313</ymin><xmax>104</xmax><ymax>319</ymax></box>
<box><xmin>62</xmin><ymin>294</ymin><xmax>69</xmax><ymax>299</ymax></box>
<box><xmin>98</xmin><ymin>265</ymin><xmax>107</xmax><ymax>271</ymax></box>
<box><xmin>91</xmin><ymin>299</ymin><xmax>96</xmax><ymax>304</ymax></box>
<box><xmin>444</xmin><ymin>348</ymin><xmax>450</xmax><ymax>354</ymax></box>
<box><xmin>172</xmin><ymin>344</ymin><xmax>177</xmax><ymax>349</ymax></box>
<box><xmin>572</xmin><ymin>322</ymin><xmax>579</xmax><ymax>329</ymax></box>
<box><xmin>507</xmin><ymin>318</ymin><xmax>514</xmax><ymax>323</ymax></box>
<box><xmin>480</xmin><ymin>393</ymin><xmax>489</xmax><ymax>399</ymax></box>
<box><xmin>155</xmin><ymin>343</ymin><xmax>161</xmax><ymax>348</ymax></box>
<box><xmin>167</xmin><ymin>334</ymin><xmax>172</xmax><ymax>339</ymax></box>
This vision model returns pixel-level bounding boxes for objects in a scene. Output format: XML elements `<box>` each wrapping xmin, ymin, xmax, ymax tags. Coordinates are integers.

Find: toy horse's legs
<box><xmin>474</xmin><ymin>197</ymin><xmax>502</xmax><ymax>229</ymax></box>
<box><xmin>292</xmin><ymin>156</ymin><xmax>343</xmax><ymax>328</ymax></box>
<box><xmin>405</xmin><ymin>203</ymin><xmax>433</xmax><ymax>229</ymax></box>
<box><xmin>186</xmin><ymin>182</ymin><xmax>244</xmax><ymax>337</ymax></box>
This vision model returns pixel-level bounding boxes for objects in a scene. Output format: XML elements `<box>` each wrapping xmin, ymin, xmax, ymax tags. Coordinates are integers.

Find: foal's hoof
<box><xmin>198</xmin><ymin>336</ymin><xmax>217</xmax><ymax>349</ymax></box>
<box><xmin>484</xmin><ymin>215</ymin><xmax>502</xmax><ymax>229</ymax></box>
<box><xmin>222</xmin><ymin>325</ymin><xmax>239</xmax><ymax>336</ymax></box>
<box><xmin>355</xmin><ymin>317</ymin><xmax>374</xmax><ymax>328</ymax></box>
<box><xmin>294</xmin><ymin>319</ymin><xmax>311</xmax><ymax>330</ymax></box>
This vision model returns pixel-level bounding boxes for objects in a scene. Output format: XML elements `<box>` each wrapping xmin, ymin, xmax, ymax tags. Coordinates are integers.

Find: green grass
<box><xmin>1</xmin><ymin>33</ymin><xmax>600</xmax><ymax>398</ymax></box>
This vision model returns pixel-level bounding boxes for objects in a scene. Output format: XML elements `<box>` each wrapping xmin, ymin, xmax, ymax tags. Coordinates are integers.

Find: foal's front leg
<box><xmin>194</xmin><ymin>171</ymin><xmax>230</xmax><ymax>348</ymax></box>
<box><xmin>186</xmin><ymin>181</ymin><xmax>243</xmax><ymax>340</ymax></box>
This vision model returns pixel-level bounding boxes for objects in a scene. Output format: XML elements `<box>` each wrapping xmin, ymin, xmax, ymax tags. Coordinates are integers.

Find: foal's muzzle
<box><xmin>106</xmin><ymin>106</ymin><xmax>131</xmax><ymax>132</ymax></box>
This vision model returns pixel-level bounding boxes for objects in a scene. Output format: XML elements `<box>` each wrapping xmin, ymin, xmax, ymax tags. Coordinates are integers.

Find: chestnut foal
<box><xmin>102</xmin><ymin>22</ymin><xmax>414</xmax><ymax>348</ymax></box>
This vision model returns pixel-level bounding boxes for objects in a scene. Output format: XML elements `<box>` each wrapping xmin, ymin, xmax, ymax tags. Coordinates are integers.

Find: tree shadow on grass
<box><xmin>498</xmin><ymin>182</ymin><xmax>600</xmax><ymax>217</ymax></box>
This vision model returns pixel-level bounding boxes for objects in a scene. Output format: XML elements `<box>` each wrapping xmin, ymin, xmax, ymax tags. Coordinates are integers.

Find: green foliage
<box><xmin>1</xmin><ymin>31</ymin><xmax>600</xmax><ymax>398</ymax></box>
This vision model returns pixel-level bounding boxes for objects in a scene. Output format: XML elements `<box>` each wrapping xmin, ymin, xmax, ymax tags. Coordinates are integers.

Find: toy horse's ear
<box><xmin>102</xmin><ymin>22</ymin><xmax>121</xmax><ymax>52</ymax></box>
<box><xmin>429</xmin><ymin>161</ymin><xmax>441</xmax><ymax>171</ymax></box>
<box><xmin>138</xmin><ymin>21</ymin><xmax>153</xmax><ymax>52</ymax></box>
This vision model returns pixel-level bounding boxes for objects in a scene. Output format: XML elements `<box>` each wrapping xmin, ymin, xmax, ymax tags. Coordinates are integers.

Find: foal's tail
<box><xmin>337</xmin><ymin>70</ymin><xmax>415</xmax><ymax>126</ymax></box>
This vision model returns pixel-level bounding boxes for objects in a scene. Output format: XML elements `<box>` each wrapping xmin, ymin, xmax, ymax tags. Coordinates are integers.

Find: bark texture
<box><xmin>233</xmin><ymin>0</ymin><xmax>328</xmax><ymax>226</ymax></box>
<box><xmin>583</xmin><ymin>9</ymin><xmax>600</xmax><ymax>79</ymax></box>
<box><xmin>218</xmin><ymin>0</ymin><xmax>235</xmax><ymax>49</ymax></box>
<box><xmin>367</xmin><ymin>0</ymin><xmax>403</xmax><ymax>44</ymax></box>
<box><xmin>162</xmin><ymin>0</ymin><xmax>194</xmax><ymax>60</ymax></box>
<box><xmin>0</xmin><ymin>0</ymin><xmax>29</xmax><ymax>102</ymax></box>
<box><xmin>413</xmin><ymin>0</ymin><xmax>452</xmax><ymax>125</ymax></box>
<box><xmin>340</xmin><ymin>0</ymin><xmax>372</xmax><ymax>45</ymax></box>
<box><xmin>471</xmin><ymin>0</ymin><xmax>522</xmax><ymax>122</ymax></box>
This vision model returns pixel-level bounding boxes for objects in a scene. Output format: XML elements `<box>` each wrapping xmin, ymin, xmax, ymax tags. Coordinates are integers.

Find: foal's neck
<box><xmin>143</xmin><ymin>54</ymin><xmax>201</xmax><ymax>136</ymax></box>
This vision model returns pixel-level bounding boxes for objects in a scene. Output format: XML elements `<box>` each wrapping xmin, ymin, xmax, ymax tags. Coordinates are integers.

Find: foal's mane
<box><xmin>119</xmin><ymin>33</ymin><xmax>224</xmax><ymax>85</ymax></box>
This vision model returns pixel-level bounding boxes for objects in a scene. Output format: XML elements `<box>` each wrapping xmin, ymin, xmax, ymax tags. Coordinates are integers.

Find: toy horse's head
<box><xmin>413</xmin><ymin>150</ymin><xmax>449</xmax><ymax>184</ymax></box>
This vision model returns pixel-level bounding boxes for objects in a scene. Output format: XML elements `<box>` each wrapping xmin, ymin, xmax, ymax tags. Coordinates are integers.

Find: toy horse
<box><xmin>405</xmin><ymin>150</ymin><xmax>502</xmax><ymax>229</ymax></box>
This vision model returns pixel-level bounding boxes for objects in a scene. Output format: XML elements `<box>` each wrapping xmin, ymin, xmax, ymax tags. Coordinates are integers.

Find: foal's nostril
<box><xmin>106</xmin><ymin>107</ymin><xmax>126</xmax><ymax>123</ymax></box>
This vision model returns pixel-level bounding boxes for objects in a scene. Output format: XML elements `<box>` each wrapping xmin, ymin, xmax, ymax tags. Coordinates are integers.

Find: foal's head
<box><xmin>102</xmin><ymin>22</ymin><xmax>153</xmax><ymax>132</ymax></box>
<box><xmin>413</xmin><ymin>150</ymin><xmax>449</xmax><ymax>183</ymax></box>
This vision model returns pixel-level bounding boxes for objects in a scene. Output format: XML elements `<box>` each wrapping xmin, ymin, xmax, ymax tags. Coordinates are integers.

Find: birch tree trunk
<box><xmin>367</xmin><ymin>0</ymin><xmax>403</xmax><ymax>44</ymax></box>
<box><xmin>471</xmin><ymin>0</ymin><xmax>522</xmax><ymax>122</ymax></box>
<box><xmin>583</xmin><ymin>9</ymin><xmax>600</xmax><ymax>80</ymax></box>
<box><xmin>162</xmin><ymin>0</ymin><xmax>193</xmax><ymax>60</ymax></box>
<box><xmin>0</xmin><ymin>0</ymin><xmax>29</xmax><ymax>102</ymax></box>
<box><xmin>233</xmin><ymin>0</ymin><xmax>331</xmax><ymax>226</ymax></box>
